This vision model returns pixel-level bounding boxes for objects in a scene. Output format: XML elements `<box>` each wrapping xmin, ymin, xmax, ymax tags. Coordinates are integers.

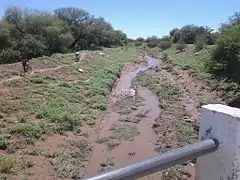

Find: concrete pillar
<box><xmin>197</xmin><ymin>104</ymin><xmax>240</xmax><ymax>180</ymax></box>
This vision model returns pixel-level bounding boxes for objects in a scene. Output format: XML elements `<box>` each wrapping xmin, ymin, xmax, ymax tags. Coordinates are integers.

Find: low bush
<box><xmin>158</xmin><ymin>41</ymin><xmax>172</xmax><ymax>50</ymax></box>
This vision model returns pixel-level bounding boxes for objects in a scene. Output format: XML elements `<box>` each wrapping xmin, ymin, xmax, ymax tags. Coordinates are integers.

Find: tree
<box><xmin>169</xmin><ymin>28</ymin><xmax>179</xmax><ymax>37</ymax></box>
<box><xmin>228</xmin><ymin>12</ymin><xmax>240</xmax><ymax>25</ymax></box>
<box><xmin>54</xmin><ymin>7</ymin><xmax>90</xmax><ymax>35</ymax></box>
<box><xmin>0</xmin><ymin>20</ymin><xmax>13</xmax><ymax>49</ymax></box>
<box><xmin>145</xmin><ymin>36</ymin><xmax>158</xmax><ymax>42</ymax></box>
<box><xmin>207</xmin><ymin>24</ymin><xmax>240</xmax><ymax>81</ymax></box>
<box><xmin>161</xmin><ymin>36</ymin><xmax>171</xmax><ymax>41</ymax></box>
<box><xmin>0</xmin><ymin>6</ymin><xmax>128</xmax><ymax>64</ymax></box>
<box><xmin>16</xmin><ymin>34</ymin><xmax>48</xmax><ymax>58</ymax></box>
<box><xmin>179</xmin><ymin>25</ymin><xmax>198</xmax><ymax>44</ymax></box>
<box><xmin>54</xmin><ymin>7</ymin><xmax>93</xmax><ymax>48</ymax></box>
<box><xmin>136</xmin><ymin>37</ymin><xmax>145</xmax><ymax>42</ymax></box>
<box><xmin>170</xmin><ymin>25</ymin><xmax>216</xmax><ymax>45</ymax></box>
<box><xmin>172</xmin><ymin>30</ymin><xmax>180</xmax><ymax>43</ymax></box>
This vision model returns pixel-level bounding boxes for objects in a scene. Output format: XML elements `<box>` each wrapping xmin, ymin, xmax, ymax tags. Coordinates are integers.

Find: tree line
<box><xmin>0</xmin><ymin>6</ymin><xmax>128</xmax><ymax>64</ymax></box>
<box><xmin>135</xmin><ymin>25</ymin><xmax>217</xmax><ymax>51</ymax></box>
<box><xmin>135</xmin><ymin>12</ymin><xmax>240</xmax><ymax>82</ymax></box>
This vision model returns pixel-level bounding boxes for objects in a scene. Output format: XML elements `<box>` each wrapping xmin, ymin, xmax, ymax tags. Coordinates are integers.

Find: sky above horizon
<box><xmin>0</xmin><ymin>0</ymin><xmax>239</xmax><ymax>39</ymax></box>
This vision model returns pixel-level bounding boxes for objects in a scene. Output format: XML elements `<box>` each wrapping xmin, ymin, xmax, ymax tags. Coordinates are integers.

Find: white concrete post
<box><xmin>197</xmin><ymin>104</ymin><xmax>240</xmax><ymax>180</ymax></box>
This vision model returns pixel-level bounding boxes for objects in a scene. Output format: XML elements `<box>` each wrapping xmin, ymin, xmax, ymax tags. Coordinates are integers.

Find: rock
<box><xmin>84</xmin><ymin>79</ymin><xmax>90</xmax><ymax>83</ymax></box>
<box><xmin>120</xmin><ymin>88</ymin><xmax>136</xmax><ymax>97</ymax></box>
<box><xmin>165</xmin><ymin>144</ymin><xmax>172</xmax><ymax>149</ymax></box>
<box><xmin>189</xmin><ymin>162</ymin><xmax>195</xmax><ymax>166</ymax></box>
<box><xmin>98</xmin><ymin>52</ymin><xmax>105</xmax><ymax>56</ymax></box>
<box><xmin>152</xmin><ymin>123</ymin><xmax>160</xmax><ymax>128</ymax></box>
<box><xmin>193</xmin><ymin>124</ymin><xmax>199</xmax><ymax>132</ymax></box>
<box><xmin>128</xmin><ymin>152</ymin><xmax>136</xmax><ymax>156</ymax></box>
<box><xmin>185</xmin><ymin>119</ymin><xmax>194</xmax><ymax>123</ymax></box>
<box><xmin>5</xmin><ymin>134</ymin><xmax>11</xmax><ymax>138</ymax></box>
<box><xmin>100</xmin><ymin>162</ymin><xmax>107</xmax><ymax>167</ymax></box>
<box><xmin>128</xmin><ymin>88</ymin><xmax>136</xmax><ymax>97</ymax></box>
<box><xmin>78</xmin><ymin>68</ymin><xmax>84</xmax><ymax>72</ymax></box>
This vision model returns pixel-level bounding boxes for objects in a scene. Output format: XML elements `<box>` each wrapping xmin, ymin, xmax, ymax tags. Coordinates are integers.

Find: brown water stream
<box><xmin>85</xmin><ymin>55</ymin><xmax>161</xmax><ymax>176</ymax></box>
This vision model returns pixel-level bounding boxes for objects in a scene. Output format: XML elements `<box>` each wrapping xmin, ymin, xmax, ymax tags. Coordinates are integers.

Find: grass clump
<box><xmin>51</xmin><ymin>139</ymin><xmax>91</xmax><ymax>179</ymax></box>
<box><xmin>162</xmin><ymin>166</ymin><xmax>191</xmax><ymax>180</ymax></box>
<box><xmin>176</xmin><ymin>121</ymin><xmax>197</xmax><ymax>144</ymax></box>
<box><xmin>110</xmin><ymin>123</ymin><xmax>139</xmax><ymax>141</ymax></box>
<box><xmin>176</xmin><ymin>43</ymin><xmax>186</xmax><ymax>52</ymax></box>
<box><xmin>0</xmin><ymin>135</ymin><xmax>7</xmax><ymax>150</ymax></box>
<box><xmin>30</xmin><ymin>74</ymin><xmax>58</xmax><ymax>84</ymax></box>
<box><xmin>30</xmin><ymin>76</ymin><xmax>44</xmax><ymax>84</ymax></box>
<box><xmin>10</xmin><ymin>123</ymin><xmax>43</xmax><ymax>139</ymax></box>
<box><xmin>0</xmin><ymin>156</ymin><xmax>14</xmax><ymax>174</ymax></box>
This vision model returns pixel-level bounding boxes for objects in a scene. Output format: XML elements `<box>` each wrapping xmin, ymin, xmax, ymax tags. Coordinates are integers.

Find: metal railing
<box><xmin>78</xmin><ymin>138</ymin><xmax>219</xmax><ymax>180</ymax></box>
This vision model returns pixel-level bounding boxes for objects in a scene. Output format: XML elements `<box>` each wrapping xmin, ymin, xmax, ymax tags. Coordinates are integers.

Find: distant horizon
<box><xmin>0</xmin><ymin>0</ymin><xmax>239</xmax><ymax>39</ymax></box>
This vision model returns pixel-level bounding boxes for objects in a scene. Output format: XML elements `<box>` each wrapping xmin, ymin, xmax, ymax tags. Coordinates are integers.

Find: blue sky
<box><xmin>0</xmin><ymin>0</ymin><xmax>239</xmax><ymax>39</ymax></box>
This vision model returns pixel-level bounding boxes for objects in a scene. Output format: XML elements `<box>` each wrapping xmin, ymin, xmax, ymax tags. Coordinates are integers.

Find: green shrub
<box><xmin>147</xmin><ymin>41</ymin><xmax>159</xmax><ymax>48</ymax></box>
<box><xmin>158</xmin><ymin>41</ymin><xmax>172</xmax><ymax>50</ymax></box>
<box><xmin>195</xmin><ymin>35</ymin><xmax>206</xmax><ymax>52</ymax></box>
<box><xmin>0</xmin><ymin>156</ymin><xmax>14</xmax><ymax>174</ymax></box>
<box><xmin>195</xmin><ymin>42</ymin><xmax>204</xmax><ymax>52</ymax></box>
<box><xmin>176</xmin><ymin>43</ymin><xmax>186</xmax><ymax>52</ymax></box>
<box><xmin>134</xmin><ymin>41</ymin><xmax>142</xmax><ymax>47</ymax></box>
<box><xmin>206</xmin><ymin>24</ymin><xmax>240</xmax><ymax>81</ymax></box>
<box><xmin>30</xmin><ymin>76</ymin><xmax>44</xmax><ymax>84</ymax></box>
<box><xmin>0</xmin><ymin>49</ymin><xmax>21</xmax><ymax>64</ymax></box>
<box><xmin>161</xmin><ymin>53</ymin><xmax>168</xmax><ymax>61</ymax></box>
<box><xmin>11</xmin><ymin>123</ymin><xmax>43</xmax><ymax>139</ymax></box>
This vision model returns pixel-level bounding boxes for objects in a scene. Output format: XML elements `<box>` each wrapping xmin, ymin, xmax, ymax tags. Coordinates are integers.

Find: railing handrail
<box><xmin>78</xmin><ymin>138</ymin><xmax>219</xmax><ymax>180</ymax></box>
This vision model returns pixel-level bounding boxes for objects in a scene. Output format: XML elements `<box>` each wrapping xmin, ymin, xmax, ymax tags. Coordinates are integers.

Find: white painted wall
<box><xmin>197</xmin><ymin>104</ymin><xmax>240</xmax><ymax>180</ymax></box>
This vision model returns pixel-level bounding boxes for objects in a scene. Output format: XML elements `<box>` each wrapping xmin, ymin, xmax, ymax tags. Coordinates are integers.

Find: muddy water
<box><xmin>115</xmin><ymin>55</ymin><xmax>160</xmax><ymax>93</ymax></box>
<box><xmin>85</xmin><ymin>55</ymin><xmax>160</xmax><ymax>176</ymax></box>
